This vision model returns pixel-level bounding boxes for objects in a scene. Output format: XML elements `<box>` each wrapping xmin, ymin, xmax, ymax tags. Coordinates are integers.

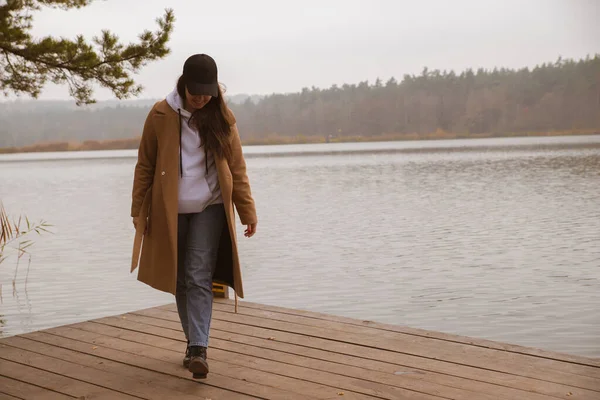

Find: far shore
<box><xmin>1</xmin><ymin>129</ymin><xmax>598</xmax><ymax>155</ymax></box>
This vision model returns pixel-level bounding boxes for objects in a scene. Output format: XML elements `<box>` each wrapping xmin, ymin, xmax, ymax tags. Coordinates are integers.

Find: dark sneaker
<box><xmin>183</xmin><ymin>342</ymin><xmax>191</xmax><ymax>368</ymax></box>
<box><xmin>188</xmin><ymin>346</ymin><xmax>209</xmax><ymax>379</ymax></box>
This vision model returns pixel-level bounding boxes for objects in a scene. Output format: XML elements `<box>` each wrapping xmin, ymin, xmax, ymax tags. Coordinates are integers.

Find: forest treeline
<box><xmin>1</xmin><ymin>55</ymin><xmax>599</xmax><ymax>150</ymax></box>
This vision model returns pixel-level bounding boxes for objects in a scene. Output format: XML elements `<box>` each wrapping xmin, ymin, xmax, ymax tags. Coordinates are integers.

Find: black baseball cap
<box><xmin>182</xmin><ymin>54</ymin><xmax>219</xmax><ymax>97</ymax></box>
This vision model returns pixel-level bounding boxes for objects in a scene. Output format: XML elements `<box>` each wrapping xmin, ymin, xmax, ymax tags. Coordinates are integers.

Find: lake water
<box><xmin>1</xmin><ymin>135</ymin><xmax>599</xmax><ymax>358</ymax></box>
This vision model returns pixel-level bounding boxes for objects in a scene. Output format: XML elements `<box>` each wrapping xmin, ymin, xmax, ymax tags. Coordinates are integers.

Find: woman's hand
<box><xmin>245</xmin><ymin>223</ymin><xmax>257</xmax><ymax>238</ymax></box>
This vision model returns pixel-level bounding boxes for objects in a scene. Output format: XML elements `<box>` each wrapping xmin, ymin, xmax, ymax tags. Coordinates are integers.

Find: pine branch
<box><xmin>0</xmin><ymin>2</ymin><xmax>174</xmax><ymax>104</ymax></box>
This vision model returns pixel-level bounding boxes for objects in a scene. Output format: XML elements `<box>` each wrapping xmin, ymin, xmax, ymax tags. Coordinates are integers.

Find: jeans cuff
<box><xmin>189</xmin><ymin>341</ymin><xmax>208</xmax><ymax>348</ymax></box>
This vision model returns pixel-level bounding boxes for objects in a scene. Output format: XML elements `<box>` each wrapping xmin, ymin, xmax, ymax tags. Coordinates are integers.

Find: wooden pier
<box><xmin>0</xmin><ymin>298</ymin><xmax>599</xmax><ymax>399</ymax></box>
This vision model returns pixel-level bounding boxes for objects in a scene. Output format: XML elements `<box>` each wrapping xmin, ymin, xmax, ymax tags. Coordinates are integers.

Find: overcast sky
<box><xmin>9</xmin><ymin>0</ymin><xmax>600</xmax><ymax>101</ymax></box>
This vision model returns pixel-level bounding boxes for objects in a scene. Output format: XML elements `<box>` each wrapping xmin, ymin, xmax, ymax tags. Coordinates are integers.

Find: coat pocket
<box><xmin>138</xmin><ymin>185</ymin><xmax>153</xmax><ymax>234</ymax></box>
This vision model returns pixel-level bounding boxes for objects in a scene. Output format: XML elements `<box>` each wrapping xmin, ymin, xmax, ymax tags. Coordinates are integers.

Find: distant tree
<box><xmin>1</xmin><ymin>55</ymin><xmax>599</xmax><ymax>149</ymax></box>
<box><xmin>0</xmin><ymin>0</ymin><xmax>174</xmax><ymax>105</ymax></box>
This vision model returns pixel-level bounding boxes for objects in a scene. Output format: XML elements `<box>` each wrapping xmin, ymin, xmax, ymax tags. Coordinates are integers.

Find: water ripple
<box><xmin>0</xmin><ymin>136</ymin><xmax>599</xmax><ymax>358</ymax></box>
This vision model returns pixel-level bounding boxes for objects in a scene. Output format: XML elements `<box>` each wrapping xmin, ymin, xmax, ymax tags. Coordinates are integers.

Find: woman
<box><xmin>130</xmin><ymin>53</ymin><xmax>257</xmax><ymax>380</ymax></box>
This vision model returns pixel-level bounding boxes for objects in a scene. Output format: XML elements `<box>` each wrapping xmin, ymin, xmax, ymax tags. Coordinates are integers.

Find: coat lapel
<box><xmin>153</xmin><ymin>104</ymin><xmax>180</xmax><ymax>269</ymax></box>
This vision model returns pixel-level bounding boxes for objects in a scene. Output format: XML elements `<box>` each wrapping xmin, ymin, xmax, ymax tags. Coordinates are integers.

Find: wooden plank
<box><xmin>124</xmin><ymin>308</ymin><xmax>600</xmax><ymax>400</ymax></box>
<box><xmin>206</xmin><ymin>333</ymin><xmax>558</xmax><ymax>400</ymax></box>
<box><xmin>0</xmin><ymin>376</ymin><xmax>71</xmax><ymax>400</ymax></box>
<box><xmin>50</xmin><ymin>322</ymin><xmax>426</xmax><ymax>400</ymax></box>
<box><xmin>209</xmin><ymin>299</ymin><xmax>600</xmax><ymax>368</ymax></box>
<box><xmin>0</xmin><ymin>344</ymin><xmax>219</xmax><ymax>400</ymax></box>
<box><xmin>53</xmin><ymin>321</ymin><xmax>462</xmax><ymax>400</ymax></box>
<box><xmin>85</xmin><ymin>315</ymin><xmax>597</xmax><ymax>400</ymax></box>
<box><xmin>2</xmin><ymin>335</ymin><xmax>258</xmax><ymax>400</ymax></box>
<box><xmin>137</xmin><ymin>307</ymin><xmax>600</xmax><ymax>389</ymax></box>
<box><xmin>1</xmin><ymin>327</ymin><xmax>298</xmax><ymax>400</ymax></box>
<box><xmin>0</xmin><ymin>393</ymin><xmax>22</xmax><ymax>400</ymax></box>
<box><xmin>209</xmin><ymin>327</ymin><xmax>565</xmax><ymax>400</ymax></box>
<box><xmin>0</xmin><ymin>357</ymin><xmax>137</xmax><ymax>400</ymax></box>
<box><xmin>232</xmin><ymin>300</ymin><xmax>600</xmax><ymax>367</ymax></box>
<box><xmin>85</xmin><ymin>313</ymin><xmax>550</xmax><ymax>400</ymax></box>
<box><xmin>205</xmin><ymin>308</ymin><xmax>600</xmax><ymax>381</ymax></box>
<box><xmin>3</xmin><ymin>298</ymin><xmax>598</xmax><ymax>400</ymax></box>
<box><xmin>42</xmin><ymin>324</ymin><xmax>375</xmax><ymax>400</ymax></box>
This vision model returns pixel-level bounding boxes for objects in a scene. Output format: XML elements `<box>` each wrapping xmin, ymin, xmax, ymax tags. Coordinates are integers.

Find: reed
<box><xmin>0</xmin><ymin>202</ymin><xmax>52</xmax><ymax>302</ymax></box>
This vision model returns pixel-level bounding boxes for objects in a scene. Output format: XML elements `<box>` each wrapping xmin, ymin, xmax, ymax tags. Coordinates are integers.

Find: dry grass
<box><xmin>243</xmin><ymin>129</ymin><xmax>599</xmax><ymax>145</ymax></box>
<box><xmin>1</xmin><ymin>129</ymin><xmax>598</xmax><ymax>154</ymax></box>
<box><xmin>0</xmin><ymin>202</ymin><xmax>52</xmax><ymax>265</ymax></box>
<box><xmin>0</xmin><ymin>204</ymin><xmax>11</xmax><ymax>256</ymax></box>
<box><xmin>0</xmin><ymin>202</ymin><xmax>52</xmax><ymax>302</ymax></box>
<box><xmin>1</xmin><ymin>204</ymin><xmax>51</xmax><ymax>263</ymax></box>
<box><xmin>0</xmin><ymin>137</ymin><xmax>142</xmax><ymax>154</ymax></box>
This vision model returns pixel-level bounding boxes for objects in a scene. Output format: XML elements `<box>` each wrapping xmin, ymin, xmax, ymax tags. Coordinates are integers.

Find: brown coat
<box><xmin>130</xmin><ymin>100</ymin><xmax>257</xmax><ymax>298</ymax></box>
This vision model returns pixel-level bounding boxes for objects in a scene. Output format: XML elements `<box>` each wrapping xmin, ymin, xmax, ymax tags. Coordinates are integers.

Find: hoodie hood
<box><xmin>166</xmin><ymin>87</ymin><xmax>191</xmax><ymax>118</ymax></box>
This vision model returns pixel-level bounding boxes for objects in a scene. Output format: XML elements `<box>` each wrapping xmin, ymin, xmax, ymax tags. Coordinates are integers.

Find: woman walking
<box><xmin>130</xmin><ymin>54</ymin><xmax>257</xmax><ymax>379</ymax></box>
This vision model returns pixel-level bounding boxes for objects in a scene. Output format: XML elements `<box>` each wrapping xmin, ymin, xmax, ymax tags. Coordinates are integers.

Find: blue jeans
<box><xmin>176</xmin><ymin>204</ymin><xmax>226</xmax><ymax>348</ymax></box>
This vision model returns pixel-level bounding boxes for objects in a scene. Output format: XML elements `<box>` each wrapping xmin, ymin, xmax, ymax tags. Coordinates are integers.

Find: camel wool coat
<box><xmin>130</xmin><ymin>100</ymin><xmax>257</xmax><ymax>299</ymax></box>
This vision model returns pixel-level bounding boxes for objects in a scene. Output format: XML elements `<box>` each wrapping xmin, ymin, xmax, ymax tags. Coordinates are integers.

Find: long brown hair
<box><xmin>177</xmin><ymin>76</ymin><xmax>234</xmax><ymax>161</ymax></box>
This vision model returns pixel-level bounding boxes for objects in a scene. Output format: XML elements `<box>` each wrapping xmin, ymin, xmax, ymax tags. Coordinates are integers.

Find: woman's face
<box><xmin>185</xmin><ymin>87</ymin><xmax>212</xmax><ymax>110</ymax></box>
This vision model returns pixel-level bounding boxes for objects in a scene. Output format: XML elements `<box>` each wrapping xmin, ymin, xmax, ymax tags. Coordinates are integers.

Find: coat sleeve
<box><xmin>229</xmin><ymin>123</ymin><xmax>257</xmax><ymax>225</ymax></box>
<box><xmin>131</xmin><ymin>108</ymin><xmax>158</xmax><ymax>218</ymax></box>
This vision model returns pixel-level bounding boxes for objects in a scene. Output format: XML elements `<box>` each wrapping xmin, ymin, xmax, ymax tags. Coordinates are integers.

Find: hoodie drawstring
<box><xmin>205</xmin><ymin>147</ymin><xmax>209</xmax><ymax>174</ymax></box>
<box><xmin>178</xmin><ymin>109</ymin><xmax>183</xmax><ymax>177</ymax></box>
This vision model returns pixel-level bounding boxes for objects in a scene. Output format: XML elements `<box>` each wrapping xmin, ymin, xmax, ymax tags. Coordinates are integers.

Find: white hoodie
<box><xmin>166</xmin><ymin>88</ymin><xmax>223</xmax><ymax>214</ymax></box>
